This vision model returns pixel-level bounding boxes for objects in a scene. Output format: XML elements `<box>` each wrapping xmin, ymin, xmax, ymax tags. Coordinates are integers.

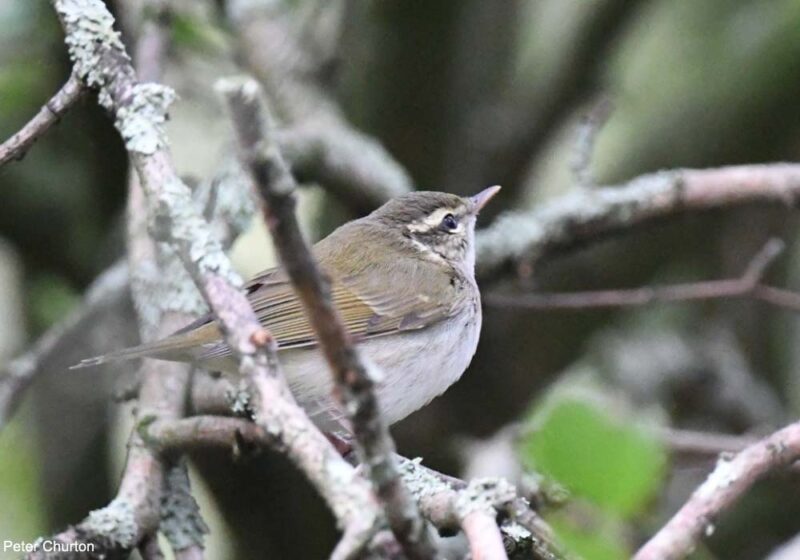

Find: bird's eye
<box><xmin>441</xmin><ymin>213</ymin><xmax>458</xmax><ymax>231</ymax></box>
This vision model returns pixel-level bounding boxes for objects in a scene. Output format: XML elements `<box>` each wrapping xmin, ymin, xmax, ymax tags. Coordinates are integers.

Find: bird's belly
<box><xmin>282</xmin><ymin>306</ymin><xmax>481</xmax><ymax>428</ymax></box>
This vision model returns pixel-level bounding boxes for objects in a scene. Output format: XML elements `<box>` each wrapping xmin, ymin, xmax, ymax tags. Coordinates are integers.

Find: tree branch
<box><xmin>0</xmin><ymin>72</ymin><xmax>85</xmax><ymax>167</ymax></box>
<box><xmin>27</xmin><ymin>2</ymin><xmax>200</xmax><ymax>557</ymax></box>
<box><xmin>658</xmin><ymin>427</ymin><xmax>756</xmax><ymax>458</ymax></box>
<box><xmin>634</xmin><ymin>420</ymin><xmax>800</xmax><ymax>560</ymax></box>
<box><xmin>487</xmin><ymin>238</ymin><xmax>800</xmax><ymax>312</ymax></box>
<box><xmin>43</xmin><ymin>1</ymin><xmax>380</xmax><ymax>558</ymax></box>
<box><xmin>218</xmin><ymin>76</ymin><xmax>437</xmax><ymax>560</ymax></box>
<box><xmin>146</xmin><ymin>416</ymin><xmax>562</xmax><ymax>560</ymax></box>
<box><xmin>477</xmin><ymin>164</ymin><xmax>800</xmax><ymax>277</ymax></box>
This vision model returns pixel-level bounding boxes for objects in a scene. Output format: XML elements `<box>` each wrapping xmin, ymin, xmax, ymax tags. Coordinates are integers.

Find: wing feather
<box><xmin>188</xmin><ymin>221</ymin><xmax>468</xmax><ymax>361</ymax></box>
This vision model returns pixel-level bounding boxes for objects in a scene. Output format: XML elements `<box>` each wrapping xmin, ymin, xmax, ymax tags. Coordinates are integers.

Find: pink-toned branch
<box><xmin>488</xmin><ymin>238</ymin><xmax>800</xmax><ymax>313</ymax></box>
<box><xmin>479</xmin><ymin>164</ymin><xmax>800</xmax><ymax>277</ymax></box>
<box><xmin>461</xmin><ymin>512</ymin><xmax>509</xmax><ymax>560</ymax></box>
<box><xmin>634</xmin><ymin>420</ymin><xmax>800</xmax><ymax>560</ymax></box>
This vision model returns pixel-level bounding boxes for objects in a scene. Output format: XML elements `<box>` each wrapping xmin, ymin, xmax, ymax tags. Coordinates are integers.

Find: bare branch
<box><xmin>634</xmin><ymin>420</ymin><xmax>800</xmax><ymax>560</ymax></box>
<box><xmin>659</xmin><ymin>427</ymin><xmax>756</xmax><ymax>458</ymax></box>
<box><xmin>148</xmin><ymin>416</ymin><xmax>562</xmax><ymax>560</ymax></box>
<box><xmin>477</xmin><ymin>165</ymin><xmax>800</xmax><ymax>277</ymax></box>
<box><xmin>44</xmin><ymin>1</ymin><xmax>380</xmax><ymax>557</ymax></box>
<box><xmin>219</xmin><ymin>76</ymin><xmax>437</xmax><ymax>560</ymax></box>
<box><xmin>487</xmin><ymin>238</ymin><xmax>800</xmax><ymax>312</ymax></box>
<box><xmin>0</xmin><ymin>72</ymin><xmax>85</xmax><ymax>167</ymax></box>
<box><xmin>461</xmin><ymin>511</ymin><xmax>508</xmax><ymax>560</ymax></box>
<box><xmin>159</xmin><ymin>460</ymin><xmax>209</xmax><ymax>558</ymax></box>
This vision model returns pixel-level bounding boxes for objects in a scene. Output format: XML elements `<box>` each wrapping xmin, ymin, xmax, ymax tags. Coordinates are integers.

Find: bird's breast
<box><xmin>368</xmin><ymin>300</ymin><xmax>482</xmax><ymax>425</ymax></box>
<box><xmin>279</xmin><ymin>289</ymin><xmax>482</xmax><ymax>429</ymax></box>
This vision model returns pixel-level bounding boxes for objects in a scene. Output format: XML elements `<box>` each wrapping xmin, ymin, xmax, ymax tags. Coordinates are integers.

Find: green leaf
<box><xmin>520</xmin><ymin>396</ymin><xmax>666</xmax><ymax>517</ymax></box>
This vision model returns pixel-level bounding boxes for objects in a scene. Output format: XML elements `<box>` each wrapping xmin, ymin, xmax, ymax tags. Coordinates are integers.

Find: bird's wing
<box><xmin>248</xmin><ymin>263</ymin><xmax>452</xmax><ymax>347</ymax></box>
<box><xmin>189</xmin><ymin>262</ymin><xmax>460</xmax><ymax>363</ymax></box>
<box><xmin>179</xmin><ymin>219</ymin><xmax>470</xmax><ymax>362</ymax></box>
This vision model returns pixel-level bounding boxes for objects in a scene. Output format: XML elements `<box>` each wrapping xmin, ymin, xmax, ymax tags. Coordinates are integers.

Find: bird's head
<box><xmin>370</xmin><ymin>186</ymin><xmax>501</xmax><ymax>269</ymax></box>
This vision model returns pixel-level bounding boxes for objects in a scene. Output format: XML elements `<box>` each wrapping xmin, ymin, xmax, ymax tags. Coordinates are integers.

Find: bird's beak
<box><xmin>470</xmin><ymin>185</ymin><xmax>501</xmax><ymax>213</ymax></box>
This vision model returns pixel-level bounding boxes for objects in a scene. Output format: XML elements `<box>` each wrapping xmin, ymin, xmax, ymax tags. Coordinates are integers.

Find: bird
<box><xmin>74</xmin><ymin>186</ymin><xmax>500</xmax><ymax>431</ymax></box>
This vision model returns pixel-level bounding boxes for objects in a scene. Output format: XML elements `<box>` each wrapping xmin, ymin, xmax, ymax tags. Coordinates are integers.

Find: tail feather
<box><xmin>70</xmin><ymin>332</ymin><xmax>206</xmax><ymax>370</ymax></box>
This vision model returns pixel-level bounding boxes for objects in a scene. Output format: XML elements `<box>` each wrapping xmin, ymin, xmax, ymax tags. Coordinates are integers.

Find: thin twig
<box><xmin>219</xmin><ymin>76</ymin><xmax>437</xmax><ymax>560</ymax></box>
<box><xmin>487</xmin><ymin>239</ymin><xmax>800</xmax><ymax>312</ymax></box>
<box><xmin>659</xmin><ymin>427</ymin><xmax>757</xmax><ymax>458</ymax></box>
<box><xmin>634</xmin><ymin>420</ymin><xmax>800</xmax><ymax>560</ymax></box>
<box><xmin>0</xmin><ymin>72</ymin><xmax>85</xmax><ymax>167</ymax></box>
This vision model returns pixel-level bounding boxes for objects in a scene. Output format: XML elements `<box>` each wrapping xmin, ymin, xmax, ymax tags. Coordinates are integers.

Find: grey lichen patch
<box><xmin>455</xmin><ymin>477</ymin><xmax>517</xmax><ymax>519</ymax></box>
<box><xmin>153</xmin><ymin>176</ymin><xmax>242</xmax><ymax>289</ymax></box>
<box><xmin>54</xmin><ymin>0</ymin><xmax>128</xmax><ymax>108</ymax></box>
<box><xmin>116</xmin><ymin>83</ymin><xmax>176</xmax><ymax>155</ymax></box>
<box><xmin>156</xmin><ymin>249</ymin><xmax>209</xmax><ymax>316</ymax></box>
<box><xmin>325</xmin><ymin>457</ymin><xmax>379</xmax><ymax>530</ymax></box>
<box><xmin>697</xmin><ymin>454</ymin><xmax>739</xmax><ymax>499</ymax></box>
<box><xmin>130</xmin><ymin>260</ymin><xmax>165</xmax><ymax>339</ymax></box>
<box><xmin>226</xmin><ymin>379</ymin><xmax>253</xmax><ymax>417</ymax></box>
<box><xmin>397</xmin><ymin>457</ymin><xmax>454</xmax><ymax>505</ymax></box>
<box><xmin>160</xmin><ymin>461</ymin><xmax>209</xmax><ymax>551</ymax></box>
<box><xmin>502</xmin><ymin>521</ymin><xmax>532</xmax><ymax>541</ymax></box>
<box><xmin>201</xmin><ymin>154</ymin><xmax>257</xmax><ymax>246</ymax></box>
<box><xmin>81</xmin><ymin>498</ymin><xmax>138</xmax><ymax>548</ymax></box>
<box><xmin>501</xmin><ymin>521</ymin><xmax>534</xmax><ymax>558</ymax></box>
<box><xmin>54</xmin><ymin>1</ymin><xmax>176</xmax><ymax>155</ymax></box>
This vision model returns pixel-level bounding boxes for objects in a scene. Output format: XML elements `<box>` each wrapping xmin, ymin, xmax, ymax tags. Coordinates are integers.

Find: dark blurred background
<box><xmin>2</xmin><ymin>1</ymin><xmax>800</xmax><ymax>558</ymax></box>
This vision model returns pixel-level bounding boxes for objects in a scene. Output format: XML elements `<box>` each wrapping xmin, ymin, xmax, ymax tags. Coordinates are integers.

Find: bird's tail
<box><xmin>70</xmin><ymin>330</ymin><xmax>209</xmax><ymax>370</ymax></box>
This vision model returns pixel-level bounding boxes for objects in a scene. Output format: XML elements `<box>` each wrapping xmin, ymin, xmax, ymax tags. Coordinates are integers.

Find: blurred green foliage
<box><xmin>171</xmin><ymin>12</ymin><xmax>227</xmax><ymax>54</ymax></box>
<box><xmin>0</xmin><ymin>419</ymin><xmax>45</xmax><ymax>553</ymax></box>
<box><xmin>520</xmin><ymin>386</ymin><xmax>667</xmax><ymax>559</ymax></box>
<box><xmin>27</xmin><ymin>274</ymin><xmax>78</xmax><ymax>333</ymax></box>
